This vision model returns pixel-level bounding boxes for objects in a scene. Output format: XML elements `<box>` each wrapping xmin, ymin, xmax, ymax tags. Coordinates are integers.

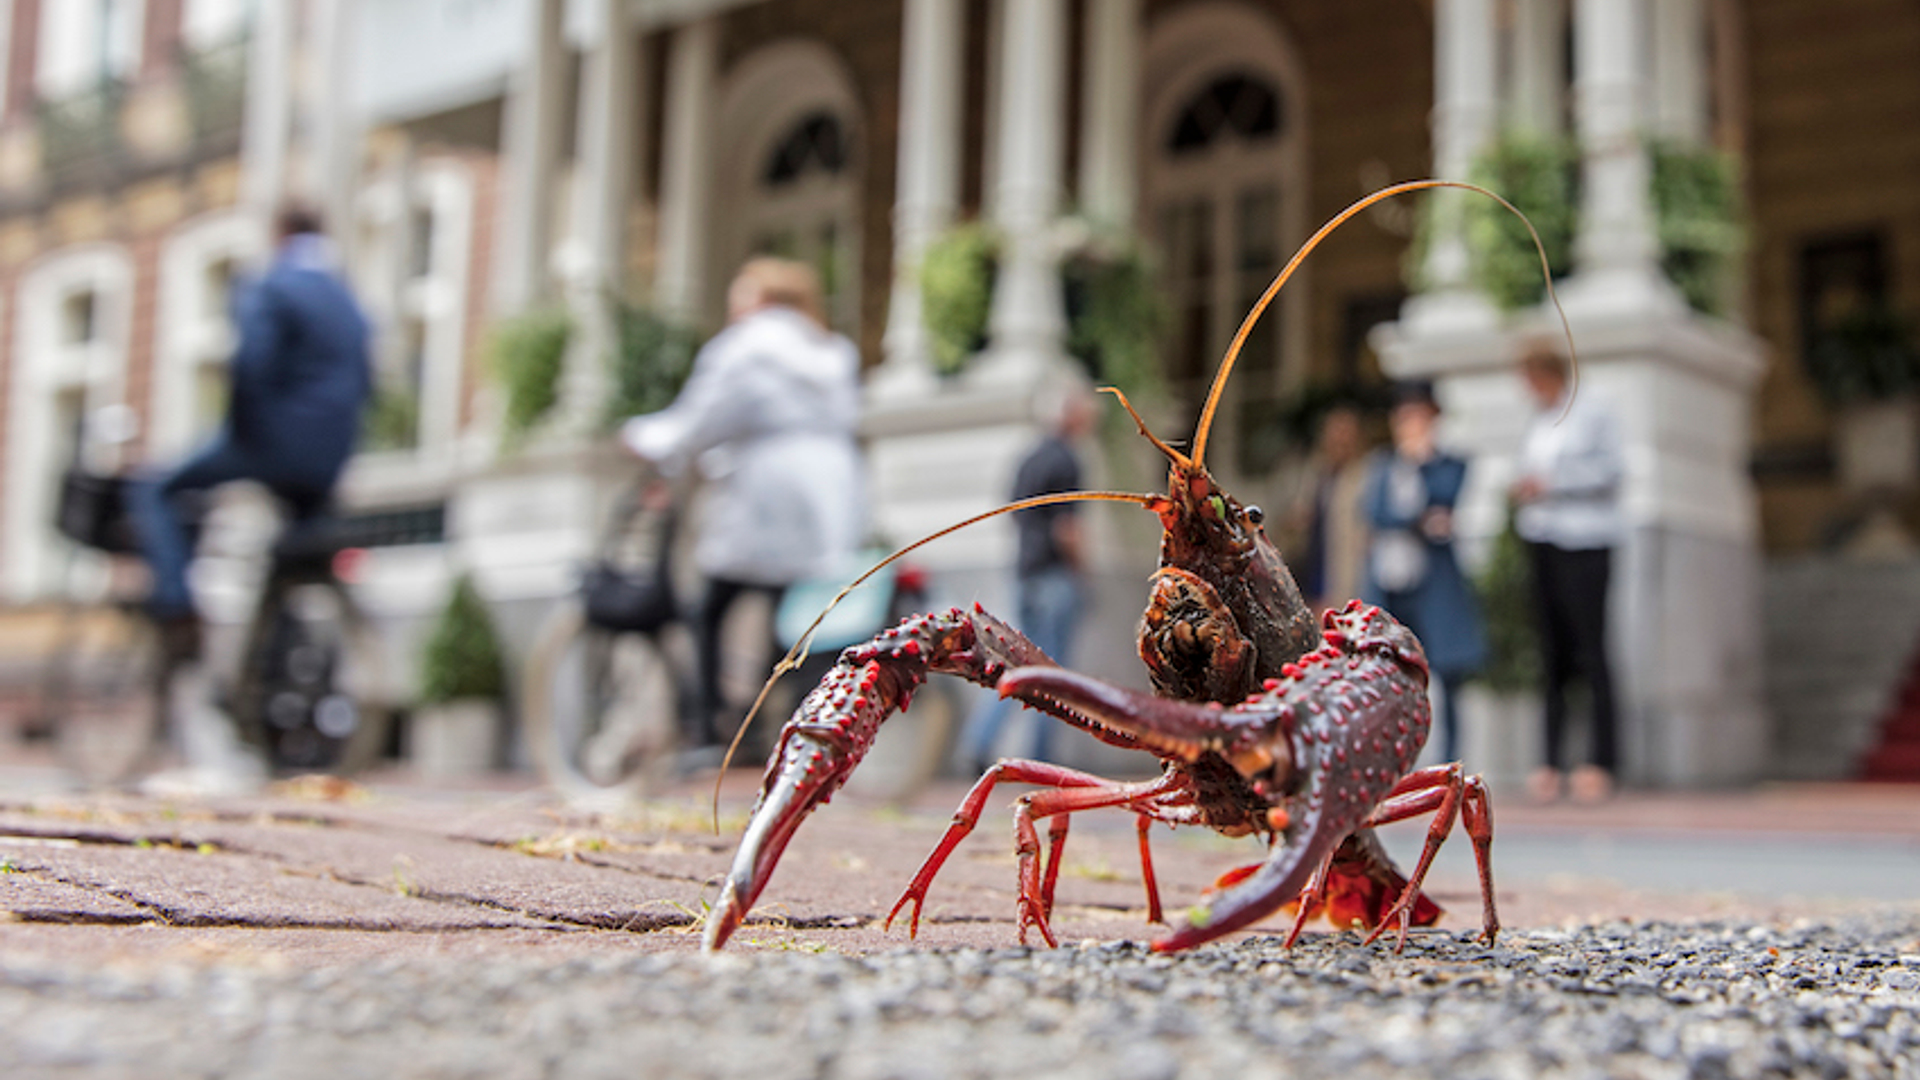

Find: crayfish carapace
<box><xmin>704</xmin><ymin>180</ymin><xmax>1566</xmax><ymax>953</ymax></box>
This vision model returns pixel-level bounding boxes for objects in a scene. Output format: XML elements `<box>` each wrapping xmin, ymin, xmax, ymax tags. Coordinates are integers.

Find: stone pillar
<box><xmin>1565</xmin><ymin>0</ymin><xmax>1677</xmax><ymax>313</ymax></box>
<box><xmin>1402</xmin><ymin>0</ymin><xmax>1500</xmax><ymax>336</ymax></box>
<box><xmin>494</xmin><ymin>0</ymin><xmax>566</xmax><ymax>312</ymax></box>
<box><xmin>1650</xmin><ymin>0</ymin><xmax>1709</xmax><ymax>143</ymax></box>
<box><xmin>555</xmin><ymin>0</ymin><xmax>640</xmax><ymax>437</ymax></box>
<box><xmin>655</xmin><ymin>17</ymin><xmax>720</xmax><ymax>324</ymax></box>
<box><xmin>1078</xmin><ymin>0</ymin><xmax>1141</xmax><ymax>226</ymax></box>
<box><xmin>1507</xmin><ymin>0</ymin><xmax>1566</xmax><ymax>136</ymax></box>
<box><xmin>977</xmin><ymin>0</ymin><xmax>1070</xmax><ymax>386</ymax></box>
<box><xmin>875</xmin><ymin>0</ymin><xmax>965</xmax><ymax>400</ymax></box>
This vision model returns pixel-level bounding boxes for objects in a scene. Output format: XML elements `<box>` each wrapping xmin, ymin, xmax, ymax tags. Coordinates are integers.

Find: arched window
<box><xmin>717</xmin><ymin>43</ymin><xmax>862</xmax><ymax>335</ymax></box>
<box><xmin>1144</xmin><ymin>4</ymin><xmax>1306</xmax><ymax>477</ymax></box>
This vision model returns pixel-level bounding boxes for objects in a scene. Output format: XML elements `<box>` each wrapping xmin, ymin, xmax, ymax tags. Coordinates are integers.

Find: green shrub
<box><xmin>1061</xmin><ymin>238</ymin><xmax>1169</xmax><ymax>404</ymax></box>
<box><xmin>606</xmin><ymin>301</ymin><xmax>699</xmax><ymax>428</ymax></box>
<box><xmin>918</xmin><ymin>223</ymin><xmax>999</xmax><ymax>376</ymax></box>
<box><xmin>1650</xmin><ymin>140</ymin><xmax>1745</xmax><ymax>317</ymax></box>
<box><xmin>489</xmin><ymin>309</ymin><xmax>572</xmax><ymax>444</ymax></box>
<box><xmin>418</xmin><ymin>574</ymin><xmax>507</xmax><ymax>705</ymax></box>
<box><xmin>362</xmin><ymin>381</ymin><xmax>420</xmax><ymax>452</ymax></box>
<box><xmin>1803</xmin><ymin>304</ymin><xmax>1920</xmax><ymax>405</ymax></box>
<box><xmin>1475</xmin><ymin>513</ymin><xmax>1541</xmax><ymax>694</ymax></box>
<box><xmin>1462</xmin><ymin>135</ymin><xmax>1580</xmax><ymax>310</ymax></box>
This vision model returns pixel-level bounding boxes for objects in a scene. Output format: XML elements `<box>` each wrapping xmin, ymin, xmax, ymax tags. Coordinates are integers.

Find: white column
<box><xmin>1078</xmin><ymin>0</ymin><xmax>1141</xmax><ymax>226</ymax></box>
<box><xmin>556</xmin><ymin>0</ymin><xmax>640</xmax><ymax>436</ymax></box>
<box><xmin>655</xmin><ymin>17</ymin><xmax>720</xmax><ymax>323</ymax></box>
<box><xmin>1568</xmin><ymin>0</ymin><xmax>1671</xmax><ymax>304</ymax></box>
<box><xmin>1507</xmin><ymin>0</ymin><xmax>1566</xmax><ymax>136</ymax></box>
<box><xmin>876</xmin><ymin>0</ymin><xmax>965</xmax><ymax>398</ymax></box>
<box><xmin>1650</xmin><ymin>0</ymin><xmax>1709</xmax><ymax>143</ymax></box>
<box><xmin>239</xmin><ymin>0</ymin><xmax>294</xmax><ymax>233</ymax></box>
<box><xmin>1403</xmin><ymin>0</ymin><xmax>1500</xmax><ymax>334</ymax></box>
<box><xmin>979</xmin><ymin>0</ymin><xmax>1070</xmax><ymax>383</ymax></box>
<box><xmin>493</xmin><ymin>0</ymin><xmax>566</xmax><ymax>312</ymax></box>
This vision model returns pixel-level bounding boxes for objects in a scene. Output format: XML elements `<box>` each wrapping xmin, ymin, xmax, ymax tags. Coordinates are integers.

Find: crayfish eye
<box><xmin>1244</xmin><ymin>505</ymin><xmax>1264</xmax><ymax>527</ymax></box>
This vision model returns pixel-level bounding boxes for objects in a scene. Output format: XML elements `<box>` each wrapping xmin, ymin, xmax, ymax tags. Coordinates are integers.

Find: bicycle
<box><xmin>521</xmin><ymin>473</ymin><xmax>955</xmax><ymax>806</ymax></box>
<box><xmin>40</xmin><ymin>468</ymin><xmax>395</xmax><ymax>788</ymax></box>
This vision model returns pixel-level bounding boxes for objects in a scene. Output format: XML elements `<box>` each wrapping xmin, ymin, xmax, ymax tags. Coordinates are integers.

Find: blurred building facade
<box><xmin>0</xmin><ymin>0</ymin><xmax>1913</xmax><ymax>786</ymax></box>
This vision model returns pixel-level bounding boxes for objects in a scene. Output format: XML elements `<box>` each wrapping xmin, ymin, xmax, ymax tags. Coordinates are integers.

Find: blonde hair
<box><xmin>731</xmin><ymin>257</ymin><xmax>827</xmax><ymax>328</ymax></box>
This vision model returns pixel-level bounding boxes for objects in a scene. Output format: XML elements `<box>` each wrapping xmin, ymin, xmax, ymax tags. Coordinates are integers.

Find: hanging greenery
<box><xmin>1474</xmin><ymin>512</ymin><xmax>1542</xmax><ymax>694</ymax></box>
<box><xmin>488</xmin><ymin>309</ymin><xmax>572</xmax><ymax>445</ymax></box>
<box><xmin>362</xmin><ymin>381</ymin><xmax>420</xmax><ymax>453</ymax></box>
<box><xmin>1649</xmin><ymin>140</ymin><xmax>1745</xmax><ymax>317</ymax></box>
<box><xmin>606</xmin><ymin>300</ymin><xmax>700</xmax><ymax>429</ymax></box>
<box><xmin>1803</xmin><ymin>304</ymin><xmax>1920</xmax><ymax>405</ymax></box>
<box><xmin>1460</xmin><ymin>135</ymin><xmax>1580</xmax><ymax>310</ymax></box>
<box><xmin>918</xmin><ymin>223</ymin><xmax>999</xmax><ymax>376</ymax></box>
<box><xmin>1060</xmin><ymin>232</ymin><xmax>1169</xmax><ymax>405</ymax></box>
<box><xmin>418</xmin><ymin>573</ymin><xmax>507</xmax><ymax>705</ymax></box>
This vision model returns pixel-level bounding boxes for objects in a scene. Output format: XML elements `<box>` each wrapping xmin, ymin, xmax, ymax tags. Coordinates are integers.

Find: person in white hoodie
<box><xmin>622</xmin><ymin>258</ymin><xmax>866</xmax><ymax>751</ymax></box>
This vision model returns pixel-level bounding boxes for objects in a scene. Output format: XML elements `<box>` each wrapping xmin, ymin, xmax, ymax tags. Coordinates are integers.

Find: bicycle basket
<box><xmin>582</xmin><ymin>562</ymin><xmax>676</xmax><ymax>633</ymax></box>
<box><xmin>55</xmin><ymin>469</ymin><xmax>139</xmax><ymax>554</ymax></box>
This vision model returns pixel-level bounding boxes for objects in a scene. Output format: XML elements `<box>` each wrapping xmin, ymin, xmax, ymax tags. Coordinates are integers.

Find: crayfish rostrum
<box><xmin>703</xmin><ymin>181</ymin><xmax>1552</xmax><ymax>953</ymax></box>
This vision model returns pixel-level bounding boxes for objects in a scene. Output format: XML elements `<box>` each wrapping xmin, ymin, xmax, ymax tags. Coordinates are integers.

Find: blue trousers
<box><xmin>960</xmin><ymin>567</ymin><xmax>1084</xmax><ymax>767</ymax></box>
<box><xmin>131</xmin><ymin>435</ymin><xmax>330</xmax><ymax>620</ymax></box>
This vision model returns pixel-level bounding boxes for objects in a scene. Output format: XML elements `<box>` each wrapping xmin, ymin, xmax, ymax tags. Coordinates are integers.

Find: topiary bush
<box><xmin>1474</xmin><ymin>512</ymin><xmax>1542</xmax><ymax>694</ymax></box>
<box><xmin>1061</xmin><ymin>234</ymin><xmax>1169</xmax><ymax>405</ymax></box>
<box><xmin>1462</xmin><ymin>135</ymin><xmax>1580</xmax><ymax>310</ymax></box>
<box><xmin>1650</xmin><ymin>140</ymin><xmax>1745</xmax><ymax>317</ymax></box>
<box><xmin>418</xmin><ymin>573</ymin><xmax>507</xmax><ymax>705</ymax></box>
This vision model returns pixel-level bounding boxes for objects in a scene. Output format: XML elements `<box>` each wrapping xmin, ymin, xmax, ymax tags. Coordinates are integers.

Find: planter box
<box><xmin>409</xmin><ymin>698</ymin><xmax>501</xmax><ymax>778</ymax></box>
<box><xmin>1456</xmin><ymin>685</ymin><xmax>1542</xmax><ymax>795</ymax></box>
<box><xmin>1836</xmin><ymin>397</ymin><xmax>1920</xmax><ymax>493</ymax></box>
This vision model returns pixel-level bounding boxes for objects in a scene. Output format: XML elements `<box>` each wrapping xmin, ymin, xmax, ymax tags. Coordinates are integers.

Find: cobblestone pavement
<box><xmin>3</xmin><ymin>764</ymin><xmax>1920</xmax><ymax>1077</ymax></box>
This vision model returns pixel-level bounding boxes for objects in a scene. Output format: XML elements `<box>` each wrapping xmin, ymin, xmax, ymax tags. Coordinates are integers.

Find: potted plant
<box><xmin>1804</xmin><ymin>304</ymin><xmax>1920</xmax><ymax>492</ymax></box>
<box><xmin>604</xmin><ymin>299</ymin><xmax>699</xmax><ymax>430</ymax></box>
<box><xmin>411</xmin><ymin>573</ymin><xmax>509</xmax><ymax>777</ymax></box>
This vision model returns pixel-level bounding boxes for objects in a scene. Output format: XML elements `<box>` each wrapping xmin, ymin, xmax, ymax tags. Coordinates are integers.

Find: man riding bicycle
<box><xmin>131</xmin><ymin>203</ymin><xmax>372</xmax><ymax>654</ymax></box>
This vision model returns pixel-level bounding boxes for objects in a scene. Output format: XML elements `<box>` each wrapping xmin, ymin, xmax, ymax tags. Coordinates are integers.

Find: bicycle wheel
<box><xmin>50</xmin><ymin>604</ymin><xmax>169</xmax><ymax>788</ymax></box>
<box><xmin>232</xmin><ymin>579</ymin><xmax>393</xmax><ymax>775</ymax></box>
<box><xmin>522</xmin><ymin>598</ymin><xmax>679</xmax><ymax>804</ymax></box>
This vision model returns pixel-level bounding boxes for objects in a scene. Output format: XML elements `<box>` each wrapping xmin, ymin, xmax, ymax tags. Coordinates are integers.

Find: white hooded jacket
<box><xmin>621</xmin><ymin>305</ymin><xmax>866</xmax><ymax>586</ymax></box>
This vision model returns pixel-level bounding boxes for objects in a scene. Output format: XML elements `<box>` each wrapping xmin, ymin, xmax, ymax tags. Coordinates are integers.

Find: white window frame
<box><xmin>35</xmin><ymin>0</ymin><xmax>146</xmax><ymax>99</ymax></box>
<box><xmin>349</xmin><ymin>157</ymin><xmax>475</xmax><ymax>477</ymax></box>
<box><xmin>152</xmin><ymin>211</ymin><xmax>263</xmax><ymax>458</ymax></box>
<box><xmin>6</xmin><ymin>246</ymin><xmax>135</xmax><ymax>599</ymax></box>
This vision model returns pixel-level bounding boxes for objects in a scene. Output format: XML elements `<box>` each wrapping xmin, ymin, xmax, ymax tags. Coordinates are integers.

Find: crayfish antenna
<box><xmin>1189</xmin><ymin>178</ymin><xmax>1579</xmax><ymax>466</ymax></box>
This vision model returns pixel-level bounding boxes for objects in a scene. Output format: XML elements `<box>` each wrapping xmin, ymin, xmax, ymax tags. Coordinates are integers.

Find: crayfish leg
<box><xmin>1357</xmin><ymin>764</ymin><xmax>1499</xmax><ymax>949</ymax></box>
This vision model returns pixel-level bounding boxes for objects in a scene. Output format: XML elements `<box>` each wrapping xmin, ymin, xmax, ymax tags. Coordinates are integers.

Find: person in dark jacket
<box><xmin>133</xmin><ymin>204</ymin><xmax>372</xmax><ymax>637</ymax></box>
<box><xmin>1362</xmin><ymin>381</ymin><xmax>1487</xmax><ymax>764</ymax></box>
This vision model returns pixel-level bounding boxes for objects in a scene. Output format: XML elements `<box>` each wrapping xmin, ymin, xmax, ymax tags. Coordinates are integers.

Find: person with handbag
<box><xmin>1361</xmin><ymin>381</ymin><xmax>1487</xmax><ymax>765</ymax></box>
<box><xmin>620</xmin><ymin>257</ymin><xmax>865</xmax><ymax>756</ymax></box>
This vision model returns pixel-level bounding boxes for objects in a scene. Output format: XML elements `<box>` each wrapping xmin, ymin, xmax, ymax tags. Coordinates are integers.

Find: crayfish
<box><xmin>703</xmin><ymin>181</ymin><xmax>1560</xmax><ymax>953</ymax></box>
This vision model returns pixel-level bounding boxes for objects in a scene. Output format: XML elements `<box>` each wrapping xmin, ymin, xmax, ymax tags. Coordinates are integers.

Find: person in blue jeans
<box><xmin>960</xmin><ymin>385</ymin><xmax>1094</xmax><ymax>774</ymax></box>
<box><xmin>132</xmin><ymin>204</ymin><xmax>372</xmax><ymax>652</ymax></box>
<box><xmin>1361</xmin><ymin>380</ymin><xmax>1487</xmax><ymax>764</ymax></box>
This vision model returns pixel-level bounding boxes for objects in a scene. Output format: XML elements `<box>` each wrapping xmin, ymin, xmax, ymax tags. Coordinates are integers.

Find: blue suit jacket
<box><xmin>1361</xmin><ymin>450</ymin><xmax>1488</xmax><ymax>680</ymax></box>
<box><xmin>226</xmin><ymin>240</ymin><xmax>372</xmax><ymax>495</ymax></box>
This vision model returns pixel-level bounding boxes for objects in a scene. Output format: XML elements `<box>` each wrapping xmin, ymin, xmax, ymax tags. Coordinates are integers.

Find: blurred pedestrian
<box><xmin>1512</xmin><ymin>343</ymin><xmax>1624</xmax><ymax>804</ymax></box>
<box><xmin>1362</xmin><ymin>381</ymin><xmax>1486</xmax><ymax>764</ymax></box>
<box><xmin>1290</xmin><ymin>403</ymin><xmax>1372</xmax><ymax>612</ymax></box>
<box><xmin>960</xmin><ymin>383</ymin><xmax>1096</xmax><ymax>773</ymax></box>
<box><xmin>621</xmin><ymin>257</ymin><xmax>865</xmax><ymax>753</ymax></box>
<box><xmin>133</xmin><ymin>203</ymin><xmax>371</xmax><ymax>649</ymax></box>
